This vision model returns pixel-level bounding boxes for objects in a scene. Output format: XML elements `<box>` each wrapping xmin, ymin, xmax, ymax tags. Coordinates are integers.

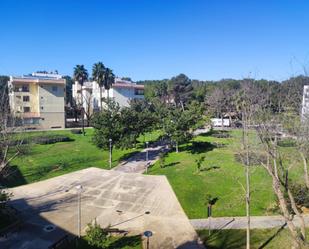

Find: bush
<box><xmin>289</xmin><ymin>183</ymin><xmax>309</xmax><ymax>209</ymax></box>
<box><xmin>71</xmin><ymin>129</ymin><xmax>83</xmax><ymax>135</ymax></box>
<box><xmin>85</xmin><ymin>221</ymin><xmax>109</xmax><ymax>248</ymax></box>
<box><xmin>11</xmin><ymin>134</ymin><xmax>74</xmax><ymax>146</ymax></box>
<box><xmin>277</xmin><ymin>139</ymin><xmax>296</xmax><ymax>147</ymax></box>
<box><xmin>31</xmin><ymin>135</ymin><xmax>73</xmax><ymax>145</ymax></box>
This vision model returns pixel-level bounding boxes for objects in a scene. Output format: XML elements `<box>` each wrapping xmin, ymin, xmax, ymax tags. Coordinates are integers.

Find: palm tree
<box><xmin>92</xmin><ymin>62</ymin><xmax>106</xmax><ymax>110</ymax></box>
<box><xmin>103</xmin><ymin>67</ymin><xmax>115</xmax><ymax>103</ymax></box>
<box><xmin>73</xmin><ymin>65</ymin><xmax>88</xmax><ymax>135</ymax></box>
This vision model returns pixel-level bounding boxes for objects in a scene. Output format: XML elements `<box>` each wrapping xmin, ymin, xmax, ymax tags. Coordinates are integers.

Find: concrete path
<box><xmin>113</xmin><ymin>128</ymin><xmax>210</xmax><ymax>174</ymax></box>
<box><xmin>113</xmin><ymin>142</ymin><xmax>169</xmax><ymax>174</ymax></box>
<box><xmin>190</xmin><ymin>215</ymin><xmax>309</xmax><ymax>230</ymax></box>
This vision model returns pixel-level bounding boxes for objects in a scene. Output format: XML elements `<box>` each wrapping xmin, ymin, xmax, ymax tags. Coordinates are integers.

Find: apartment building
<box><xmin>72</xmin><ymin>78</ymin><xmax>144</xmax><ymax>113</ymax></box>
<box><xmin>8</xmin><ymin>72</ymin><xmax>66</xmax><ymax>129</ymax></box>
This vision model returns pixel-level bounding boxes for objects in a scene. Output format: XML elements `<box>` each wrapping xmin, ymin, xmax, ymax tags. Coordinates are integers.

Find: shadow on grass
<box><xmin>107</xmin><ymin>235</ymin><xmax>141</xmax><ymax>249</ymax></box>
<box><xmin>199</xmin><ymin>225</ymin><xmax>287</xmax><ymax>249</ymax></box>
<box><xmin>182</xmin><ymin>141</ymin><xmax>217</xmax><ymax>154</ymax></box>
<box><xmin>258</xmin><ymin>223</ymin><xmax>286</xmax><ymax>249</ymax></box>
<box><xmin>163</xmin><ymin>162</ymin><xmax>180</xmax><ymax>168</ymax></box>
<box><xmin>1</xmin><ymin>165</ymin><xmax>27</xmax><ymax>187</ymax></box>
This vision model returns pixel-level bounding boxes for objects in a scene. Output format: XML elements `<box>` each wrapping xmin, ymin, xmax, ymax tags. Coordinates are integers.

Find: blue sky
<box><xmin>1</xmin><ymin>0</ymin><xmax>309</xmax><ymax>81</ymax></box>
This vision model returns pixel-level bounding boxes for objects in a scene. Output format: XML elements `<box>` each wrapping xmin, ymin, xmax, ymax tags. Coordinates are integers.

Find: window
<box><xmin>52</xmin><ymin>86</ymin><xmax>58</xmax><ymax>92</ymax></box>
<box><xmin>22</xmin><ymin>85</ymin><xmax>29</xmax><ymax>92</ymax></box>
<box><xmin>16</xmin><ymin>96</ymin><xmax>21</xmax><ymax>99</ymax></box>
<box><xmin>23</xmin><ymin>107</ymin><xmax>30</xmax><ymax>113</ymax></box>
<box><xmin>134</xmin><ymin>89</ymin><xmax>144</xmax><ymax>95</ymax></box>
<box><xmin>23</xmin><ymin>96</ymin><xmax>30</xmax><ymax>102</ymax></box>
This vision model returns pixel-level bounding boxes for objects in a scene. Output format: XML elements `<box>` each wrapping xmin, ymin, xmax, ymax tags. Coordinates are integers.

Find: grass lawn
<box><xmin>6</xmin><ymin>128</ymin><xmax>160</xmax><ymax>187</ymax></box>
<box><xmin>67</xmin><ymin>235</ymin><xmax>142</xmax><ymax>249</ymax></box>
<box><xmin>198</xmin><ymin>228</ymin><xmax>308</xmax><ymax>249</ymax></box>
<box><xmin>147</xmin><ymin>129</ymin><xmax>302</xmax><ymax>218</ymax></box>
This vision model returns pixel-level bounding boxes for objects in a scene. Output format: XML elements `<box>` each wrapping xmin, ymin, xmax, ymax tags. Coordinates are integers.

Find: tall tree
<box><xmin>103</xmin><ymin>67</ymin><xmax>115</xmax><ymax>103</ymax></box>
<box><xmin>73</xmin><ymin>65</ymin><xmax>88</xmax><ymax>135</ymax></box>
<box><xmin>92</xmin><ymin>62</ymin><xmax>106</xmax><ymax>110</ymax></box>
<box><xmin>169</xmin><ymin>74</ymin><xmax>193</xmax><ymax>110</ymax></box>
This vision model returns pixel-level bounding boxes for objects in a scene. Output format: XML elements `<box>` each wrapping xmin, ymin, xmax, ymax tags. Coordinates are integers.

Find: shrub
<box><xmin>277</xmin><ymin>139</ymin><xmax>296</xmax><ymax>147</ymax></box>
<box><xmin>289</xmin><ymin>183</ymin><xmax>309</xmax><ymax>209</ymax></box>
<box><xmin>85</xmin><ymin>221</ymin><xmax>109</xmax><ymax>248</ymax></box>
<box><xmin>71</xmin><ymin>129</ymin><xmax>83</xmax><ymax>135</ymax></box>
<box><xmin>11</xmin><ymin>134</ymin><xmax>73</xmax><ymax>146</ymax></box>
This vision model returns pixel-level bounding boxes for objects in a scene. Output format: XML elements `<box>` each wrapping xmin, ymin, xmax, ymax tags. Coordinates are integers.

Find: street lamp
<box><xmin>76</xmin><ymin>185</ymin><xmax>83</xmax><ymax>238</ymax></box>
<box><xmin>145</xmin><ymin>141</ymin><xmax>149</xmax><ymax>162</ymax></box>
<box><xmin>109</xmin><ymin>138</ymin><xmax>112</xmax><ymax>169</ymax></box>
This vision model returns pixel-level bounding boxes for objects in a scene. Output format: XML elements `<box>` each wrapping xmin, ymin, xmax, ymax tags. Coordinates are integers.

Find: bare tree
<box><xmin>235</xmin><ymin>79</ymin><xmax>265</xmax><ymax>249</ymax></box>
<box><xmin>255</xmin><ymin>110</ymin><xmax>308</xmax><ymax>249</ymax></box>
<box><xmin>206</xmin><ymin>87</ymin><xmax>227</xmax><ymax>129</ymax></box>
<box><xmin>81</xmin><ymin>90</ymin><xmax>94</xmax><ymax>127</ymax></box>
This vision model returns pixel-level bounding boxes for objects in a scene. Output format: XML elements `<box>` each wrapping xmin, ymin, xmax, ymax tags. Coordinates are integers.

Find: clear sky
<box><xmin>1</xmin><ymin>0</ymin><xmax>309</xmax><ymax>81</ymax></box>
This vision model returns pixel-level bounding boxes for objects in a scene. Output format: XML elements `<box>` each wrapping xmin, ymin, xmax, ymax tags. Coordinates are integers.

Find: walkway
<box><xmin>113</xmin><ymin>141</ymin><xmax>169</xmax><ymax>174</ymax></box>
<box><xmin>190</xmin><ymin>215</ymin><xmax>309</xmax><ymax>230</ymax></box>
<box><xmin>113</xmin><ymin>128</ymin><xmax>210</xmax><ymax>174</ymax></box>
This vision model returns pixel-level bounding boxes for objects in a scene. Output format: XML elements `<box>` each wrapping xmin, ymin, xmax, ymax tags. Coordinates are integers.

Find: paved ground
<box><xmin>1</xmin><ymin>168</ymin><xmax>204</xmax><ymax>249</ymax></box>
<box><xmin>113</xmin><ymin>144</ymin><xmax>169</xmax><ymax>173</ymax></box>
<box><xmin>114</xmin><ymin>128</ymin><xmax>210</xmax><ymax>174</ymax></box>
<box><xmin>191</xmin><ymin>215</ymin><xmax>309</xmax><ymax>230</ymax></box>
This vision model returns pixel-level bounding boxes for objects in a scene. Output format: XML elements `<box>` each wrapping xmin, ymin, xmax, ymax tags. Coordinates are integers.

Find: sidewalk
<box><xmin>190</xmin><ymin>215</ymin><xmax>309</xmax><ymax>230</ymax></box>
<box><xmin>112</xmin><ymin>142</ymin><xmax>169</xmax><ymax>173</ymax></box>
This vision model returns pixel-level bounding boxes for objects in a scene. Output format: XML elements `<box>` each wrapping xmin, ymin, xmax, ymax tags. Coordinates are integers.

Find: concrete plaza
<box><xmin>1</xmin><ymin>167</ymin><xmax>204</xmax><ymax>249</ymax></box>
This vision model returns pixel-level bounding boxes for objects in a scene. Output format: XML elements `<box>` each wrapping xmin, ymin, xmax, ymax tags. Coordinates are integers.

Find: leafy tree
<box><xmin>164</xmin><ymin>101</ymin><xmax>203</xmax><ymax>152</ymax></box>
<box><xmin>92</xmin><ymin>100</ymin><xmax>122</xmax><ymax>151</ymax></box>
<box><xmin>169</xmin><ymin>74</ymin><xmax>193</xmax><ymax>110</ymax></box>
<box><xmin>85</xmin><ymin>221</ymin><xmax>109</xmax><ymax>248</ymax></box>
<box><xmin>92</xmin><ymin>62</ymin><xmax>106</xmax><ymax>110</ymax></box>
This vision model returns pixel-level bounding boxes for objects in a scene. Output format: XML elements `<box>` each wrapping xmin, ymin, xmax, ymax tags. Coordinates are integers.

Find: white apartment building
<box><xmin>72</xmin><ymin>78</ymin><xmax>144</xmax><ymax>113</ymax></box>
<box><xmin>8</xmin><ymin>72</ymin><xmax>66</xmax><ymax>129</ymax></box>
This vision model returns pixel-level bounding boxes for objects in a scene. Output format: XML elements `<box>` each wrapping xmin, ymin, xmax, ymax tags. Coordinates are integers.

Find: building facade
<box><xmin>72</xmin><ymin>78</ymin><xmax>144</xmax><ymax>113</ymax></box>
<box><xmin>8</xmin><ymin>72</ymin><xmax>66</xmax><ymax>129</ymax></box>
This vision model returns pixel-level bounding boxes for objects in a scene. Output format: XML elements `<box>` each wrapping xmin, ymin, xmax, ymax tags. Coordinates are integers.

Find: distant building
<box><xmin>72</xmin><ymin>78</ymin><xmax>144</xmax><ymax>113</ymax></box>
<box><xmin>8</xmin><ymin>72</ymin><xmax>66</xmax><ymax>129</ymax></box>
<box><xmin>302</xmin><ymin>85</ymin><xmax>309</xmax><ymax>120</ymax></box>
<box><xmin>211</xmin><ymin>118</ymin><xmax>230</xmax><ymax>127</ymax></box>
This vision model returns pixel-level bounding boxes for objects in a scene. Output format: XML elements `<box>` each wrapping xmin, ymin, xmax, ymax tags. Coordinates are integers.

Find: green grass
<box><xmin>7</xmin><ymin>128</ymin><xmax>159</xmax><ymax>187</ymax></box>
<box><xmin>198</xmin><ymin>228</ymin><xmax>309</xmax><ymax>249</ymax></box>
<box><xmin>148</xmin><ymin>129</ymin><xmax>296</xmax><ymax>218</ymax></box>
<box><xmin>67</xmin><ymin>235</ymin><xmax>142</xmax><ymax>249</ymax></box>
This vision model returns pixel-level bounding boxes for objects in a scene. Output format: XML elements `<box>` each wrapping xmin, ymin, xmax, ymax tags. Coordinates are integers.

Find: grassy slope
<box><xmin>8</xmin><ymin>128</ymin><xmax>161</xmax><ymax>187</ymax></box>
<box><xmin>198</xmin><ymin>228</ymin><xmax>309</xmax><ymax>249</ymax></box>
<box><xmin>148</xmin><ymin>129</ymin><xmax>289</xmax><ymax>218</ymax></box>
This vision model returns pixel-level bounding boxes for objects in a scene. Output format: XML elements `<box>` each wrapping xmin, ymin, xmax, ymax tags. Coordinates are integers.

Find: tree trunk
<box><xmin>287</xmin><ymin>188</ymin><xmax>306</xmax><ymax>241</ymax></box>
<box><xmin>100</xmin><ymin>87</ymin><xmax>103</xmax><ymax>110</ymax></box>
<box><xmin>267</xmin><ymin>159</ymin><xmax>305</xmax><ymax>248</ymax></box>
<box><xmin>300</xmin><ymin>152</ymin><xmax>309</xmax><ymax>189</ymax></box>
<box><xmin>244</xmin><ymin>115</ymin><xmax>250</xmax><ymax>249</ymax></box>
<box><xmin>175</xmin><ymin>141</ymin><xmax>179</xmax><ymax>153</ymax></box>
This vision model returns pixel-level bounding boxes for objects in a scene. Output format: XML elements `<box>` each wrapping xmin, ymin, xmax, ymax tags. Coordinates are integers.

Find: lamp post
<box><xmin>109</xmin><ymin>138</ymin><xmax>112</xmax><ymax>169</ymax></box>
<box><xmin>76</xmin><ymin>185</ymin><xmax>83</xmax><ymax>238</ymax></box>
<box><xmin>146</xmin><ymin>141</ymin><xmax>149</xmax><ymax>162</ymax></box>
